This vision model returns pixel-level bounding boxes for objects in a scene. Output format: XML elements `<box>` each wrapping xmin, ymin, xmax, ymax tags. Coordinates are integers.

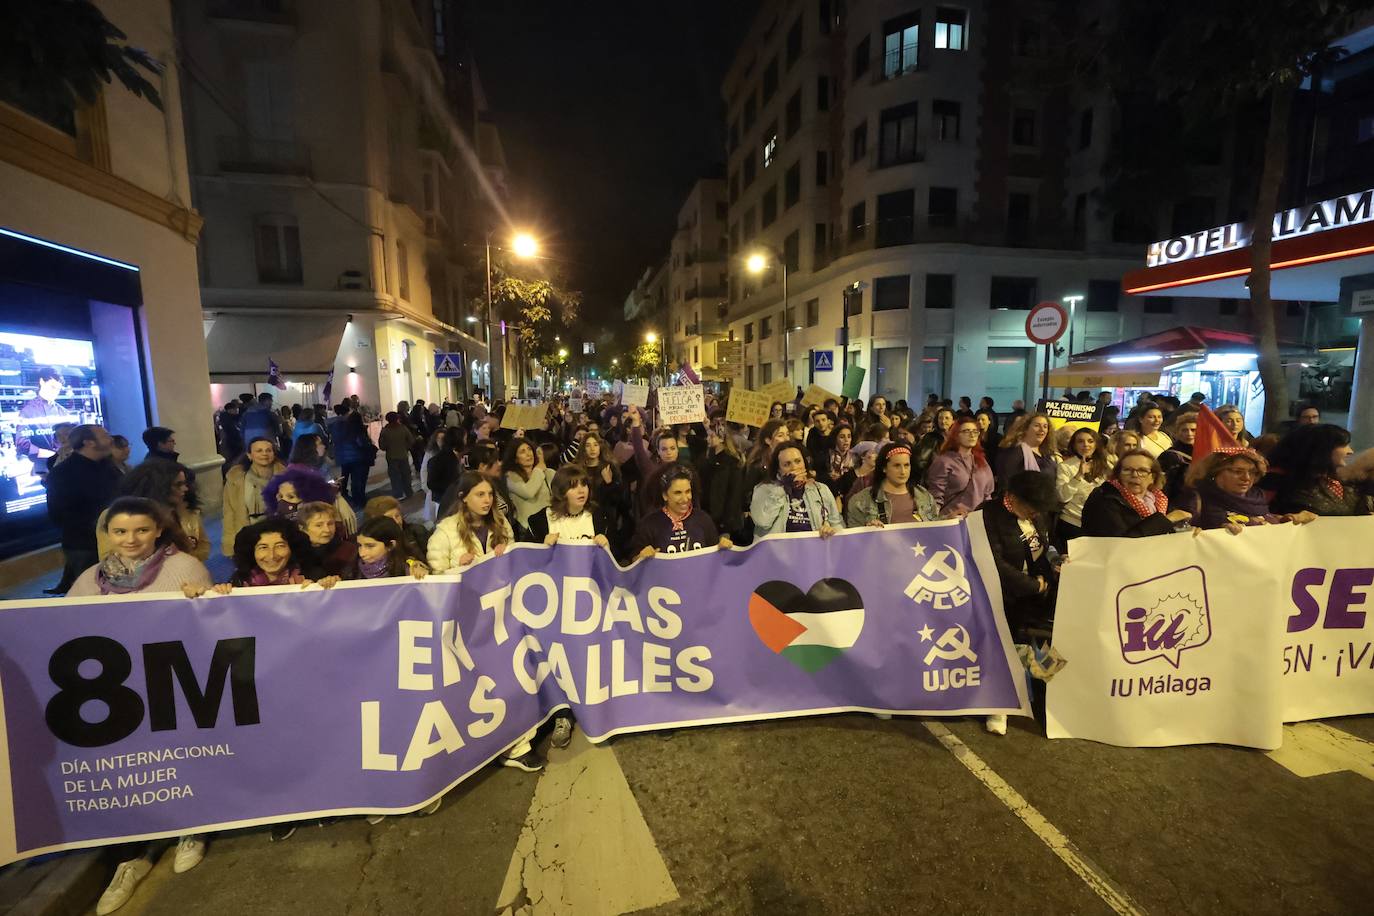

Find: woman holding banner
<box><xmin>1267</xmin><ymin>424</ymin><xmax>1370</xmax><ymax>516</ymax></box>
<box><xmin>845</xmin><ymin>442</ymin><xmax>940</xmax><ymax>526</ymax></box>
<box><xmin>1080</xmin><ymin>450</ymin><xmax>1192</xmax><ymax>537</ymax></box>
<box><xmin>751</xmin><ymin>444</ymin><xmax>840</xmax><ymax>538</ymax></box>
<box><xmin>927</xmin><ymin>419</ymin><xmax>996</xmax><ymax>516</ymax></box>
<box><xmin>630</xmin><ymin>464</ymin><xmax>731</xmax><ymax>557</ymax></box>
<box><xmin>1184</xmin><ymin>450</ymin><xmax>1317</xmax><ymax>530</ymax></box>
<box><xmin>1055</xmin><ymin>428</ymin><xmax>1110</xmax><ymax>543</ymax></box>
<box><xmin>428</xmin><ymin>471</ymin><xmax>514</xmax><ymax>572</ymax></box>
<box><xmin>526</xmin><ymin>465</ymin><xmax>613</xmax><ymax>548</ymax></box>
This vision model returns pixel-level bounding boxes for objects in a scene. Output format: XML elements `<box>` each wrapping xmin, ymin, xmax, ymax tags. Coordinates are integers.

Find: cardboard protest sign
<box><xmin>801</xmin><ymin>383</ymin><xmax>841</xmax><ymax>407</ymax></box>
<box><xmin>758</xmin><ymin>378</ymin><xmax>796</xmax><ymax>405</ymax></box>
<box><xmin>621</xmin><ymin>383</ymin><xmax>649</xmax><ymax>408</ymax></box>
<box><xmin>725</xmin><ymin>388</ymin><xmax>772</xmax><ymax>428</ymax></box>
<box><xmin>658</xmin><ymin>385</ymin><xmax>706</xmax><ymax>425</ymax></box>
<box><xmin>500</xmin><ymin>402</ymin><xmax>548</xmax><ymax>431</ymax></box>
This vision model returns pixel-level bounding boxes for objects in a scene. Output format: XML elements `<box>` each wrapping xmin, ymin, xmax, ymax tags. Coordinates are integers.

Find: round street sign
<box><xmin>1025</xmin><ymin>300</ymin><xmax>1069</xmax><ymax>345</ymax></box>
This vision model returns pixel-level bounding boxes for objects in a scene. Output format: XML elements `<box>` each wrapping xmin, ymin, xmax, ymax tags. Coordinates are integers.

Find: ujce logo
<box><xmin>904</xmin><ymin>543</ymin><xmax>971</xmax><ymax>610</ymax></box>
<box><xmin>1116</xmin><ymin>566</ymin><xmax>1212</xmax><ymax>669</ymax></box>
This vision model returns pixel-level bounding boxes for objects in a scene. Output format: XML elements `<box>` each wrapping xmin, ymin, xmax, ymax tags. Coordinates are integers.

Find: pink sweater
<box><xmin>67</xmin><ymin>551</ymin><xmax>212</xmax><ymax>598</ymax></box>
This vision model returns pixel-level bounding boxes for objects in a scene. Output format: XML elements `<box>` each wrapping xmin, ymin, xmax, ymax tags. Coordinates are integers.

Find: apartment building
<box><xmin>666</xmin><ymin>178</ymin><xmax>731</xmax><ymax>377</ymax></box>
<box><xmin>720</xmin><ymin>0</ymin><xmax>1297</xmax><ymax>407</ymax></box>
<box><xmin>177</xmin><ymin>0</ymin><xmax>506</xmax><ymax>410</ymax></box>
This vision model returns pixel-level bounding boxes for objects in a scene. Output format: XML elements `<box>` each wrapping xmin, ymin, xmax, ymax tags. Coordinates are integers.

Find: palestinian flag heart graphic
<box><xmin>748</xmin><ymin>579</ymin><xmax>865</xmax><ymax>673</ymax></box>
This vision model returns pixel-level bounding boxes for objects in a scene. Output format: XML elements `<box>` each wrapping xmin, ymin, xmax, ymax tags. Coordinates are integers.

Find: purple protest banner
<box><xmin>0</xmin><ymin>515</ymin><xmax>1026</xmax><ymax>864</ymax></box>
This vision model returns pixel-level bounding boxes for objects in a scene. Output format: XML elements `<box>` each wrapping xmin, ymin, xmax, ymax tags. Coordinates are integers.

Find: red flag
<box><xmin>1193</xmin><ymin>404</ymin><xmax>1241</xmax><ymax>462</ymax></box>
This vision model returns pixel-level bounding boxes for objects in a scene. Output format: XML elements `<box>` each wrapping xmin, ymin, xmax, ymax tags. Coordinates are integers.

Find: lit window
<box><xmin>934</xmin><ymin>8</ymin><xmax>967</xmax><ymax>50</ymax></box>
<box><xmin>883</xmin><ymin>17</ymin><xmax>919</xmax><ymax>78</ymax></box>
<box><xmin>764</xmin><ymin>131</ymin><xmax>778</xmax><ymax>167</ymax></box>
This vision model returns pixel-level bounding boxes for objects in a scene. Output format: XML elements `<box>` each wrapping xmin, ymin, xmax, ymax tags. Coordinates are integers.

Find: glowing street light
<box><xmin>745</xmin><ymin>246</ymin><xmax>793</xmax><ymax>377</ymax></box>
<box><xmin>745</xmin><ymin>253</ymin><xmax>768</xmax><ymax>274</ymax></box>
<box><xmin>512</xmin><ymin>233</ymin><xmax>539</xmax><ymax>259</ymax></box>
<box><xmin>486</xmin><ymin>227</ymin><xmax>540</xmax><ymax>399</ymax></box>
<box><xmin>558</xmin><ymin>348</ymin><xmax>569</xmax><ymax>359</ymax></box>
<box><xmin>644</xmin><ymin>331</ymin><xmax>658</xmax><ymax>344</ymax></box>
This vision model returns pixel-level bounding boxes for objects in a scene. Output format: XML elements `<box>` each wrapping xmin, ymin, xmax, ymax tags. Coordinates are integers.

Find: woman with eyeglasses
<box><xmin>1081</xmin><ymin>449</ymin><xmax>1193</xmax><ymax>537</ymax></box>
<box><xmin>926</xmin><ymin>419</ymin><xmax>995</xmax><ymax>516</ymax></box>
<box><xmin>1183</xmin><ymin>449</ymin><xmax>1317</xmax><ymax>532</ymax></box>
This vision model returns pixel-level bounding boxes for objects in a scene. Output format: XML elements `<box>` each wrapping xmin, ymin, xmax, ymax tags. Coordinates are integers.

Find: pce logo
<box><xmin>903</xmin><ymin>544</ymin><xmax>971</xmax><ymax>610</ymax></box>
<box><xmin>1115</xmin><ymin>566</ymin><xmax>1212</xmax><ymax>669</ymax></box>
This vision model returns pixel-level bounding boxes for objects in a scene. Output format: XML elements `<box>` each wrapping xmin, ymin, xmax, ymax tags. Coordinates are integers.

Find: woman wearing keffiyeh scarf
<box><xmin>1081</xmin><ymin>449</ymin><xmax>1194</xmax><ymax>537</ymax></box>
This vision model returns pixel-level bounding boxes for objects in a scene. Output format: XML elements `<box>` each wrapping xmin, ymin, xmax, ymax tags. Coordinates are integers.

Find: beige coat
<box><xmin>221</xmin><ymin>460</ymin><xmax>285</xmax><ymax>555</ymax></box>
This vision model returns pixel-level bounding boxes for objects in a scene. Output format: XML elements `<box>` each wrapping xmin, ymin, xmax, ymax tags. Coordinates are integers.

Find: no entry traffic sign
<box><xmin>1025</xmin><ymin>301</ymin><xmax>1068</xmax><ymax>345</ymax></box>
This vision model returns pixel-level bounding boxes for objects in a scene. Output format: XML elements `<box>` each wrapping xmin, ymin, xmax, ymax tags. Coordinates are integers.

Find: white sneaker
<box><xmin>173</xmin><ymin>834</ymin><xmax>205</xmax><ymax>874</ymax></box>
<box><xmin>985</xmin><ymin>714</ymin><xmax>1008</xmax><ymax>736</ymax></box>
<box><xmin>97</xmin><ymin>859</ymin><xmax>152</xmax><ymax>915</ymax></box>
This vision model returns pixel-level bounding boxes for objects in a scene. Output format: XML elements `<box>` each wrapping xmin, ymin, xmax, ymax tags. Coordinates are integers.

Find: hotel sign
<box><xmin>1146</xmin><ymin>187</ymin><xmax>1374</xmax><ymax>267</ymax></box>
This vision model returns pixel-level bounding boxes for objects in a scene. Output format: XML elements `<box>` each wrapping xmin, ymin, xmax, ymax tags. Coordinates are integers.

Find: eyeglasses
<box><xmin>1219</xmin><ymin>466</ymin><xmax>1258</xmax><ymax>479</ymax></box>
<box><xmin>1120</xmin><ymin>467</ymin><xmax>1153</xmax><ymax>476</ymax></box>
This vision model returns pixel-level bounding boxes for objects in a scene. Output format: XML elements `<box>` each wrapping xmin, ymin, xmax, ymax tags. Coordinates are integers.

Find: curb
<box><xmin>1</xmin><ymin>852</ymin><xmax>105</xmax><ymax>916</ymax></box>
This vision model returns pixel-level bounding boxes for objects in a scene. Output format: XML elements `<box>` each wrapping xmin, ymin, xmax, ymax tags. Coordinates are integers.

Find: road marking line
<box><xmin>922</xmin><ymin>722</ymin><xmax>1147</xmax><ymax>916</ymax></box>
<box><xmin>1266</xmin><ymin>722</ymin><xmax>1374</xmax><ymax>782</ymax></box>
<box><xmin>495</xmin><ymin>729</ymin><xmax>678</xmax><ymax>915</ymax></box>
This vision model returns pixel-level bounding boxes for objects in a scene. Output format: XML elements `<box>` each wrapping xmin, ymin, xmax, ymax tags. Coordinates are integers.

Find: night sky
<box><xmin>472</xmin><ymin>1</ymin><xmax>757</xmax><ymax>325</ymax></box>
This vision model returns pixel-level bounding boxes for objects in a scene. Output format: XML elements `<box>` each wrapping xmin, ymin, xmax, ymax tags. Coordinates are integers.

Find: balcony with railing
<box><xmin>683</xmin><ymin>284</ymin><xmax>728</xmax><ymax>302</ymax></box>
<box><xmin>684</xmin><ymin>247</ymin><xmax>727</xmax><ymax>266</ymax></box>
<box><xmin>216</xmin><ymin>135</ymin><xmax>311</xmax><ymax>176</ymax></box>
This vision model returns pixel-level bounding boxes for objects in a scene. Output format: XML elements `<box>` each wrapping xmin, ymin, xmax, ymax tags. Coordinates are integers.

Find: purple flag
<box><xmin>679</xmin><ymin>361</ymin><xmax>701</xmax><ymax>385</ymax></box>
<box><xmin>320</xmin><ymin>369</ymin><xmax>334</xmax><ymax>406</ymax></box>
<box><xmin>0</xmin><ymin>517</ymin><xmax>1025</xmax><ymax>863</ymax></box>
<box><xmin>266</xmin><ymin>358</ymin><xmax>287</xmax><ymax>391</ymax></box>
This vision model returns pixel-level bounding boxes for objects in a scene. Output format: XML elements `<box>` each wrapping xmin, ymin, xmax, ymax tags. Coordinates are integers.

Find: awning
<box><xmin>1041</xmin><ymin>362</ymin><xmax>1166</xmax><ymax>389</ymax></box>
<box><xmin>204</xmin><ymin>315</ymin><xmax>347</xmax><ymax>379</ymax></box>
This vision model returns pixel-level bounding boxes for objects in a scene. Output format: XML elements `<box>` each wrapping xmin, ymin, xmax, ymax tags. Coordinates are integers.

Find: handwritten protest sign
<box><xmin>801</xmin><ymin>383</ymin><xmax>841</xmax><ymax>407</ymax></box>
<box><xmin>621</xmin><ymin>383</ymin><xmax>649</xmax><ymax>408</ymax></box>
<box><xmin>758</xmin><ymin>378</ymin><xmax>796</xmax><ymax>405</ymax></box>
<box><xmin>726</xmin><ymin>388</ymin><xmax>772</xmax><ymax>428</ymax></box>
<box><xmin>501</xmin><ymin>402</ymin><xmax>548</xmax><ymax>431</ymax></box>
<box><xmin>658</xmin><ymin>385</ymin><xmax>706</xmax><ymax>425</ymax></box>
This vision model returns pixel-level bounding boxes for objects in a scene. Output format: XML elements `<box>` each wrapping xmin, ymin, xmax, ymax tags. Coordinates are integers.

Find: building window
<box><xmin>933</xmin><ymin>99</ymin><xmax>961</xmax><ymax>141</ymax></box>
<box><xmin>816</xmin><ymin>150</ymin><xmax>829</xmax><ymax>187</ymax></box>
<box><xmin>254</xmin><ymin>214</ymin><xmax>303</xmax><ymax>284</ymax></box>
<box><xmin>813</xmin><ymin>222</ymin><xmax>828</xmax><ymax>261</ymax></box>
<box><xmin>1073</xmin><ymin>193</ymin><xmax>1088</xmax><ymax>238</ymax></box>
<box><xmin>1171</xmin><ymin>196</ymin><xmax>1216</xmax><ymax>236</ymax></box>
<box><xmin>784</xmin><ymin>161</ymin><xmax>801</xmax><ymax>208</ymax></box>
<box><xmin>934</xmin><ymin>7</ymin><xmax>968</xmax><ymax>50</ymax></box>
<box><xmin>786</xmin><ymin>304</ymin><xmax>798</xmax><ymax>330</ymax></box>
<box><xmin>787</xmin><ymin>17</ymin><xmax>803</xmax><ymax>68</ymax></box>
<box><xmin>763</xmin><ymin>56</ymin><xmax>779</xmax><ymax>102</ymax></box>
<box><xmin>1078</xmin><ymin>108</ymin><xmax>1093</xmax><ymax>150</ymax></box>
<box><xmin>729</xmin><ymin>118</ymin><xmax>740</xmax><ymax>152</ymax></box>
<box><xmin>1012</xmin><ymin>108</ymin><xmax>1038</xmax><ymax>147</ymax></box>
<box><xmin>745</xmin><ymin>322</ymin><xmax>755</xmax><ymax>343</ymax></box>
<box><xmin>820</xmin><ymin>0</ymin><xmax>832</xmax><ymax>34</ymax></box>
<box><xmin>396</xmin><ymin>240</ymin><xmax>410</xmax><ymax>300</ymax></box>
<box><xmin>806</xmin><ymin>297</ymin><xmax>820</xmax><ymax>326</ymax></box>
<box><xmin>729</xmin><ymin>222</ymin><xmax>739</xmax><ymax>253</ymax></box>
<box><xmin>761</xmin><ymin>363</ymin><xmax>773</xmax><ymax>384</ymax></box>
<box><xmin>1007</xmin><ymin>192</ymin><xmax>1032</xmax><ymax>237</ymax></box>
<box><xmin>762</xmin><ymin>186</ymin><xmax>778</xmax><ymax>227</ymax></box>
<box><xmin>989</xmin><ymin>276</ymin><xmax>1037</xmax><ymax>310</ymax></box>
<box><xmin>817</xmin><ymin>76</ymin><xmax>830</xmax><ymax>111</ymax></box>
<box><xmin>764</xmin><ymin>125</ymin><xmax>779</xmax><ymax>168</ymax></box>
<box><xmin>928</xmin><ymin>186</ymin><xmax>958</xmax><ymax>227</ymax></box>
<box><xmin>745</xmin><ymin>152</ymin><xmax>757</xmax><ymax>187</ymax></box>
<box><xmin>925</xmin><ymin>273</ymin><xmax>954</xmax><ymax>309</ymax></box>
<box><xmin>876</xmin><ymin>189</ymin><xmax>915</xmax><ymax>247</ymax></box>
<box><xmin>694</xmin><ymin>344</ymin><xmax>699</xmax><ymax>362</ymax></box>
<box><xmin>1144</xmin><ymin>296</ymin><xmax>1174</xmax><ymax>314</ymax></box>
<box><xmin>845</xmin><ymin>286</ymin><xmax>864</xmax><ymax>316</ymax></box>
<box><xmin>882</xmin><ymin>14</ymin><xmax>919</xmax><ymax>79</ymax></box>
<box><xmin>853</xmin><ymin>34</ymin><xmax>871</xmax><ymax>81</ymax></box>
<box><xmin>761</xmin><ymin>316</ymin><xmax>773</xmax><ymax>339</ymax></box>
<box><xmin>783</xmin><ymin>230</ymin><xmax>800</xmax><ymax>273</ymax></box>
<box><xmin>746</xmin><ymin>364</ymin><xmax>755</xmax><ymax>388</ymax></box>
<box><xmin>744</xmin><ymin>206</ymin><xmax>756</xmax><ymax>241</ymax></box>
<box><xmin>1087</xmin><ymin>279</ymin><xmax>1119</xmax><ymax>312</ymax></box>
<box><xmin>877</xmin><ymin>102</ymin><xmax>919</xmax><ymax>166</ymax></box>
<box><xmin>744</xmin><ymin>94</ymin><xmax>757</xmax><ymax>130</ymax></box>
<box><xmin>851</xmin><ymin>121</ymin><xmax>868</xmax><ymax>163</ymax></box>
<box><xmin>874</xmin><ymin>275</ymin><xmax>910</xmax><ymax>311</ymax></box>
<box><xmin>729</xmin><ymin>170</ymin><xmax>739</xmax><ymax>203</ymax></box>
<box><xmin>785</xmin><ymin>90</ymin><xmax>802</xmax><ymax>138</ymax></box>
<box><xmin>849</xmin><ymin>201</ymin><xmax>867</xmax><ymax>241</ymax></box>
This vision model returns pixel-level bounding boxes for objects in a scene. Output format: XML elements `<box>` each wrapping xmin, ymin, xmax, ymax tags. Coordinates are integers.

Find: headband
<box><xmin>885</xmin><ymin>446</ymin><xmax>912</xmax><ymax>458</ymax></box>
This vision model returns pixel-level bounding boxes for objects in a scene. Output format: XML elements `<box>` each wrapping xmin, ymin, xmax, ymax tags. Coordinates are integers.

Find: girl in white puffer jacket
<box><xmin>427</xmin><ymin>471</ymin><xmax>514</xmax><ymax>573</ymax></box>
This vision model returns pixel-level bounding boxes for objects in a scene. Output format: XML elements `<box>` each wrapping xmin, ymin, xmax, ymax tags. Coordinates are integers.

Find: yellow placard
<box><xmin>725</xmin><ymin>388</ymin><xmax>772</xmax><ymax>428</ymax></box>
<box><xmin>758</xmin><ymin>378</ymin><xmax>796</xmax><ymax>405</ymax></box>
<box><xmin>801</xmin><ymin>383</ymin><xmax>840</xmax><ymax>407</ymax></box>
<box><xmin>500</xmin><ymin>402</ymin><xmax>548</xmax><ymax>431</ymax></box>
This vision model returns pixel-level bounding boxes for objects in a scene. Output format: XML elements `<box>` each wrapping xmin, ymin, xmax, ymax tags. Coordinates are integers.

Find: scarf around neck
<box><xmin>662</xmin><ymin>504</ymin><xmax>693</xmax><ymax>532</ymax></box>
<box><xmin>247</xmin><ymin>566</ymin><xmax>303</xmax><ymax>587</ymax></box>
<box><xmin>95</xmin><ymin>545</ymin><xmax>175</xmax><ymax>594</ymax></box>
<box><xmin>1110</xmin><ymin>479</ymin><xmax>1168</xmax><ymax>517</ymax></box>
<box><xmin>359</xmin><ymin>555</ymin><xmax>392</xmax><ymax>579</ymax></box>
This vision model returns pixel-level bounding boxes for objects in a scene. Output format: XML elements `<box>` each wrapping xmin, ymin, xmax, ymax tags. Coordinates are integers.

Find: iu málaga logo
<box><xmin>748</xmin><ymin>579</ymin><xmax>864</xmax><ymax>673</ymax></box>
<box><xmin>1116</xmin><ymin>566</ymin><xmax>1212</xmax><ymax>669</ymax></box>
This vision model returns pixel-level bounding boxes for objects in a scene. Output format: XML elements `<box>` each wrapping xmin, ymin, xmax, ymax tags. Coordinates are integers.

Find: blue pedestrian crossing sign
<box><xmin>812</xmin><ymin>349</ymin><xmax>835</xmax><ymax>371</ymax></box>
<box><xmin>434</xmin><ymin>352</ymin><xmax>464</xmax><ymax>377</ymax></box>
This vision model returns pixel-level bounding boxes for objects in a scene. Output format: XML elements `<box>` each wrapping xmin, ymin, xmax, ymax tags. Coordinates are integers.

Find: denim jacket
<box><xmin>750</xmin><ymin>480</ymin><xmax>840</xmax><ymax>538</ymax></box>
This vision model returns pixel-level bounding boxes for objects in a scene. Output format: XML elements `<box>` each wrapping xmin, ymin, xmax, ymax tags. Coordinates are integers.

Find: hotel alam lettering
<box><xmin>1145</xmin><ymin>187</ymin><xmax>1374</xmax><ymax>267</ymax></box>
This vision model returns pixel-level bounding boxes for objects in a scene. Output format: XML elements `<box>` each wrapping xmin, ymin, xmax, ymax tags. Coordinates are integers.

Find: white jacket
<box><xmin>1055</xmin><ymin>456</ymin><xmax>1105</xmax><ymax>528</ymax></box>
<box><xmin>427</xmin><ymin>513</ymin><xmax>513</xmax><ymax>573</ymax></box>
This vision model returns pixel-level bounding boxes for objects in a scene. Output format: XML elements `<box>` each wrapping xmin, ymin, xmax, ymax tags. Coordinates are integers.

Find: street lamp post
<box><xmin>484</xmin><ymin>230</ymin><xmax>539</xmax><ymax>400</ymax></box>
<box><xmin>1062</xmin><ymin>294</ymin><xmax>1084</xmax><ymax>364</ymax></box>
<box><xmin>747</xmin><ymin>246</ymin><xmax>791</xmax><ymax>377</ymax></box>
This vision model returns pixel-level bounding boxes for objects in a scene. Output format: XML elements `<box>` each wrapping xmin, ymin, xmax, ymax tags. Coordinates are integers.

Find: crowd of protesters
<box><xmin>30</xmin><ymin>382</ymin><xmax>1374</xmax><ymax>914</ymax></box>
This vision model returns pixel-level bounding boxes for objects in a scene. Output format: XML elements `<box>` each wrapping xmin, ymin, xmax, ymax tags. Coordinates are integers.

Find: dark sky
<box><xmin>472</xmin><ymin>1</ymin><xmax>757</xmax><ymax>325</ymax></box>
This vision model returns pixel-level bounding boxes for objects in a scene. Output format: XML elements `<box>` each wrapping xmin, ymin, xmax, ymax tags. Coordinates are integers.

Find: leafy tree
<box><xmin>0</xmin><ymin>0</ymin><xmax>164</xmax><ymax>116</ymax></box>
<box><xmin>1087</xmin><ymin>0</ymin><xmax>1371</xmax><ymax>429</ymax></box>
<box><xmin>486</xmin><ymin>263</ymin><xmax>582</xmax><ymax>391</ymax></box>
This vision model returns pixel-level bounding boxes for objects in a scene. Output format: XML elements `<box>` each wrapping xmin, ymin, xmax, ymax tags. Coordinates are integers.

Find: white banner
<box><xmin>657</xmin><ymin>384</ymin><xmax>705</xmax><ymax>425</ymax></box>
<box><xmin>1047</xmin><ymin>517</ymin><xmax>1374</xmax><ymax>750</ymax></box>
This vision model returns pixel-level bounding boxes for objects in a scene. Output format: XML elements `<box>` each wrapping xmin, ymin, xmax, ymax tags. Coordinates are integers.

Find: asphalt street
<box><xmin>88</xmin><ymin>712</ymin><xmax>1374</xmax><ymax>916</ymax></box>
